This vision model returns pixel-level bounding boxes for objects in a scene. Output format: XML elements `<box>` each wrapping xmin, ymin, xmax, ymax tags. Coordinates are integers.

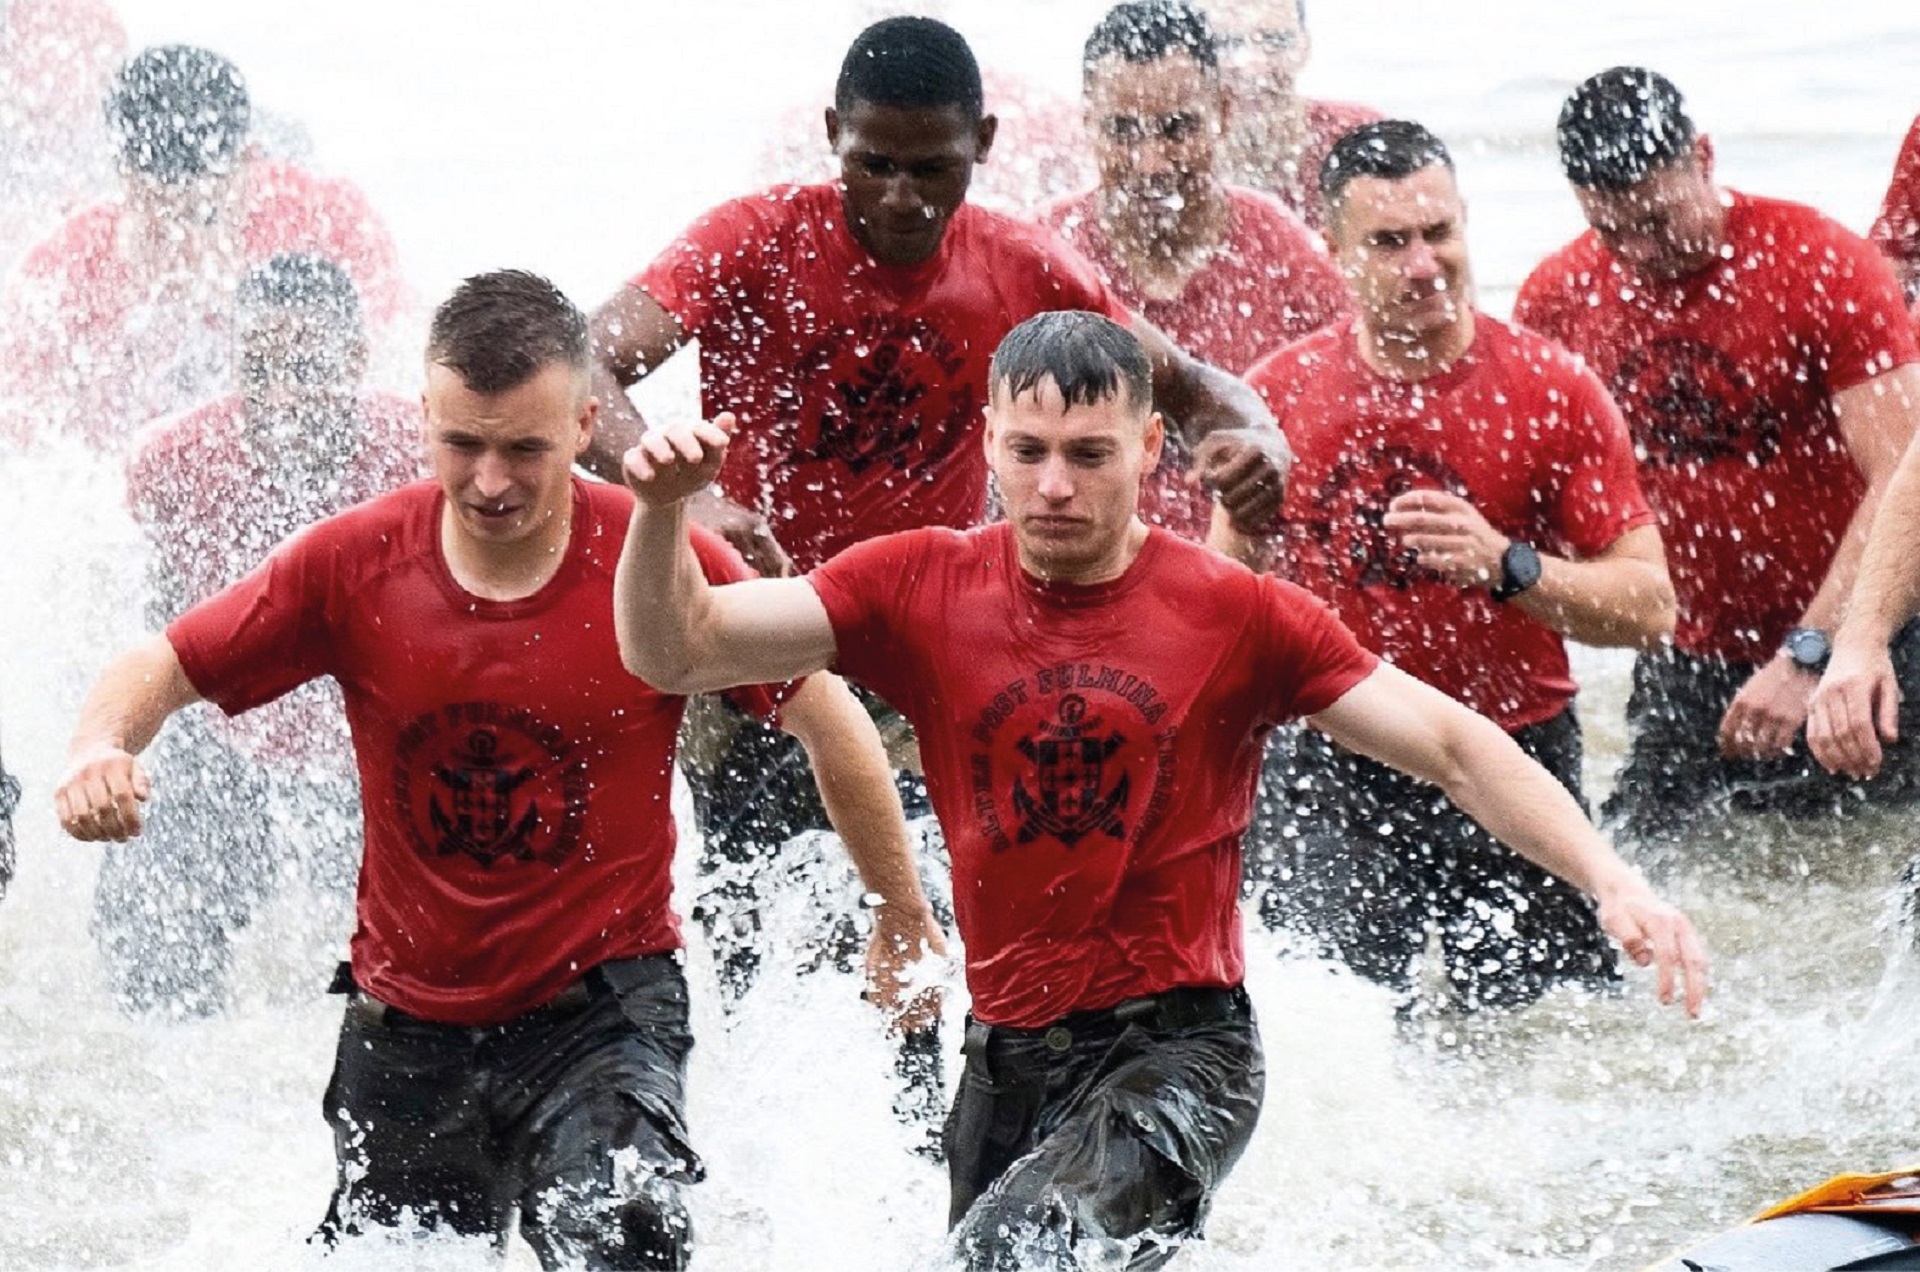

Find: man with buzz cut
<box><xmin>612</xmin><ymin>309</ymin><xmax>1707</xmax><ymax>1270</ymax></box>
<box><xmin>55</xmin><ymin>270</ymin><xmax>941</xmax><ymax>1270</ymax></box>
<box><xmin>1516</xmin><ymin>67</ymin><xmax>1920</xmax><ymax>842</ymax></box>
<box><xmin>1244</xmin><ymin>120</ymin><xmax>1674</xmax><ymax>1013</ymax></box>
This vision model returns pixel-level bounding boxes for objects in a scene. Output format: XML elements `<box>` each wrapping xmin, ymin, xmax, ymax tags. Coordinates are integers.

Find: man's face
<box><xmin>423</xmin><ymin>361</ymin><xmax>595</xmax><ymax>550</ymax></box>
<box><xmin>1573</xmin><ymin>143</ymin><xmax>1724</xmax><ymax>281</ymax></box>
<box><xmin>828</xmin><ymin>99</ymin><xmax>994</xmax><ymax>266</ymax></box>
<box><xmin>1326</xmin><ymin>165</ymin><xmax>1473</xmax><ymax>339</ymax></box>
<box><xmin>237</xmin><ymin>305</ymin><xmax>365</xmax><ymax>471</ymax></box>
<box><xmin>1210</xmin><ymin>0</ymin><xmax>1308</xmax><ymax>116</ymax></box>
<box><xmin>986</xmin><ymin>376</ymin><xmax>1162</xmax><ymax>582</ymax></box>
<box><xmin>1085</xmin><ymin>51</ymin><xmax>1225</xmax><ymax>218</ymax></box>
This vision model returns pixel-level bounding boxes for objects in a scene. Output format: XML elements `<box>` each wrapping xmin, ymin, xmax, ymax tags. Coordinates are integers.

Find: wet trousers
<box><xmin>317</xmin><ymin>954</ymin><xmax>700</xmax><ymax>1270</ymax></box>
<box><xmin>1251</xmin><ymin>708</ymin><xmax>1618</xmax><ymax>1010</ymax></box>
<box><xmin>943</xmin><ymin>987</ymin><xmax>1264</xmax><ymax>1271</ymax></box>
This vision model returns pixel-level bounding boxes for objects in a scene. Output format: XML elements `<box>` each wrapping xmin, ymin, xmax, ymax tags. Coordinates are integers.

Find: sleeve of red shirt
<box><xmin>1253</xmin><ymin>574</ymin><xmax>1379</xmax><ymax>722</ymax></box>
<box><xmin>631</xmin><ymin>192</ymin><xmax>773</xmax><ymax>336</ymax></box>
<box><xmin>166</xmin><ymin>521</ymin><xmax>341</xmax><ymax>716</ymax></box>
<box><xmin>805</xmin><ymin>531</ymin><xmax>927</xmax><ymax>713</ymax></box>
<box><xmin>688</xmin><ymin>524</ymin><xmax>802</xmax><ymax>723</ymax></box>
<box><xmin>1511</xmin><ymin>258</ymin><xmax>1575</xmax><ymax>347</ymax></box>
<box><xmin>1805</xmin><ymin>214</ymin><xmax>1920</xmax><ymax>391</ymax></box>
<box><xmin>1870</xmin><ymin>116</ymin><xmax>1920</xmax><ymax>274</ymax></box>
<box><xmin>1549</xmin><ymin>361</ymin><xmax>1658</xmax><ymax>557</ymax></box>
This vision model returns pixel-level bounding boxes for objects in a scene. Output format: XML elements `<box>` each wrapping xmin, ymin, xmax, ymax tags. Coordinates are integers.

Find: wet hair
<box><xmin>1082</xmin><ymin>1</ymin><xmax>1218</xmax><ymax>81</ymax></box>
<box><xmin>834</xmin><ymin>16</ymin><xmax>983</xmax><ymax>124</ymax></box>
<box><xmin>236</xmin><ymin>253</ymin><xmax>361</xmax><ymax>328</ymax></box>
<box><xmin>426</xmin><ymin>270</ymin><xmax>589</xmax><ymax>394</ymax></box>
<box><xmin>1320</xmin><ymin>118</ymin><xmax>1454</xmax><ymax>211</ymax></box>
<box><xmin>107</xmin><ymin>45</ymin><xmax>251</xmax><ymax>183</ymax></box>
<box><xmin>989</xmin><ymin>311</ymin><xmax>1152</xmax><ymax>413</ymax></box>
<box><xmin>1556</xmin><ymin>66</ymin><xmax>1697</xmax><ymax>191</ymax></box>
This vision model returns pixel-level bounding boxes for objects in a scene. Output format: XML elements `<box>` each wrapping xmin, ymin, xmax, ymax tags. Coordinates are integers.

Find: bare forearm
<box><xmin>1512</xmin><ymin>554</ymin><xmax>1675</xmax><ymax>649</ymax></box>
<box><xmin>1155</xmin><ymin>354</ymin><xmax>1278</xmax><ymax>445</ymax></box>
<box><xmin>1837</xmin><ymin>453</ymin><xmax>1920</xmax><ymax>646</ymax></box>
<box><xmin>614</xmin><ymin>498</ymin><xmax>714</xmax><ymax>693</ymax></box>
<box><xmin>68</xmin><ymin>636</ymin><xmax>200</xmax><ymax>761</ymax></box>
<box><xmin>582</xmin><ymin>362</ymin><xmax>650</xmax><ymax>482</ymax></box>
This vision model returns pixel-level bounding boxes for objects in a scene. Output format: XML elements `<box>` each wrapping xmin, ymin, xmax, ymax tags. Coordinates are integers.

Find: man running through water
<box><xmin>55</xmin><ymin>270</ymin><xmax>941</xmax><ymax>1269</ymax></box>
<box><xmin>613</xmin><ymin>309</ymin><xmax>1708</xmax><ymax>1271</ymax></box>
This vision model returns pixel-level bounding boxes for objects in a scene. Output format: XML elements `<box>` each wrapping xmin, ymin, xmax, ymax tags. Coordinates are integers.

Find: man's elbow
<box><xmin>616</xmin><ymin>638</ymin><xmax>703</xmax><ymax>697</ymax></box>
<box><xmin>1627</xmin><ymin>573</ymin><xmax>1679</xmax><ymax>650</ymax></box>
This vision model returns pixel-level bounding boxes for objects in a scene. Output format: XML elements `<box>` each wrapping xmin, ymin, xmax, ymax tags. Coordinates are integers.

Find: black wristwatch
<box><xmin>1490</xmin><ymin>540</ymin><xmax>1542</xmax><ymax>602</ymax></box>
<box><xmin>1782</xmin><ymin>626</ymin><xmax>1831</xmax><ymax>673</ymax></box>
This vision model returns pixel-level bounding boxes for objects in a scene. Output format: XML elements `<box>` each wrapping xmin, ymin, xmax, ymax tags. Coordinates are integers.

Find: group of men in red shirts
<box><xmin>33</xmin><ymin>4</ymin><xmax>1920</xmax><ymax>1271</ymax></box>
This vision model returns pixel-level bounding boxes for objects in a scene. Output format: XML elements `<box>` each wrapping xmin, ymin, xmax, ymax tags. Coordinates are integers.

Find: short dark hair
<box><xmin>990</xmin><ymin>311</ymin><xmax>1152</xmax><ymax>413</ymax></box>
<box><xmin>236</xmin><ymin>253</ymin><xmax>361</xmax><ymax>328</ymax></box>
<box><xmin>426</xmin><ymin>270</ymin><xmax>588</xmax><ymax>394</ymax></box>
<box><xmin>1321</xmin><ymin>119</ymin><xmax>1454</xmax><ymax>211</ymax></box>
<box><xmin>1083</xmin><ymin>1</ymin><xmax>1217</xmax><ymax>83</ymax></box>
<box><xmin>108</xmin><ymin>45</ymin><xmax>251</xmax><ymax>183</ymax></box>
<box><xmin>1556</xmin><ymin>67</ymin><xmax>1697</xmax><ymax>191</ymax></box>
<box><xmin>834</xmin><ymin>16</ymin><xmax>983</xmax><ymax>123</ymax></box>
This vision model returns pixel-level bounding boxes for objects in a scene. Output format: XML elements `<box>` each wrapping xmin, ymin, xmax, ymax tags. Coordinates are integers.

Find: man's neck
<box><xmin>439</xmin><ymin>503</ymin><xmax>575</xmax><ymax>603</ymax></box>
<box><xmin>1096</xmin><ymin>183</ymin><xmax>1230</xmax><ymax>299</ymax></box>
<box><xmin>1355</xmin><ymin>310</ymin><xmax>1476</xmax><ymax>383</ymax></box>
<box><xmin>1018</xmin><ymin>519</ymin><xmax>1151</xmax><ymax>588</ymax></box>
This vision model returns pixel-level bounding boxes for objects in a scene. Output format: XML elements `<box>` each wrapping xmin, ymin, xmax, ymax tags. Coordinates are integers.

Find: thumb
<box><xmin>132</xmin><ymin>763</ymin><xmax>153</xmax><ymax>802</ymax></box>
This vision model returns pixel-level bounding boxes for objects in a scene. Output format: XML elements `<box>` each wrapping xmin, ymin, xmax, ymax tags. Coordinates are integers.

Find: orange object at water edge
<box><xmin>1754</xmin><ymin>1167</ymin><xmax>1920</xmax><ymax>1220</ymax></box>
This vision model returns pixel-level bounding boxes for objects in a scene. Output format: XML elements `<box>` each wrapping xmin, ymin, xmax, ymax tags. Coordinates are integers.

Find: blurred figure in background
<box><xmin>1209</xmin><ymin>0</ymin><xmax>1381</xmax><ymax>229</ymax></box>
<box><xmin>1517</xmin><ymin>68</ymin><xmax>1920</xmax><ymax>845</ymax></box>
<box><xmin>0</xmin><ymin>0</ymin><xmax>125</xmax><ymax>271</ymax></box>
<box><xmin>93</xmin><ymin>253</ymin><xmax>421</xmax><ymax>1015</ymax></box>
<box><xmin>1245</xmin><ymin>121</ymin><xmax>1672</xmax><ymax>1012</ymax></box>
<box><xmin>0</xmin><ymin>44</ymin><xmax>403</xmax><ymax>454</ymax></box>
<box><xmin>1042</xmin><ymin>0</ymin><xmax>1347</xmax><ymax>542</ymax></box>
<box><xmin>1869</xmin><ymin>114</ymin><xmax>1920</xmax><ymax>314</ymax></box>
<box><xmin>0</xmin><ymin>731</ymin><xmax>18</xmax><ymax>902</ymax></box>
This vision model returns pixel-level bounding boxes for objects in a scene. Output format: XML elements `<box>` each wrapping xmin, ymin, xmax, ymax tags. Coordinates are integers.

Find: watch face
<box><xmin>1505</xmin><ymin>541</ymin><xmax>1541</xmax><ymax>589</ymax></box>
<box><xmin>1786</xmin><ymin>627</ymin><xmax>1830</xmax><ymax>669</ymax></box>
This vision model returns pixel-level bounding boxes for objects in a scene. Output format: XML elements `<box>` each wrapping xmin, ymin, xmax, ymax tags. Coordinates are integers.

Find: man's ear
<box><xmin>1693</xmin><ymin>133</ymin><xmax>1715</xmax><ymax>181</ymax></box>
<box><xmin>576</xmin><ymin>395</ymin><xmax>599</xmax><ymax>455</ymax></box>
<box><xmin>975</xmin><ymin>114</ymin><xmax>999</xmax><ymax>165</ymax></box>
<box><xmin>825</xmin><ymin>106</ymin><xmax>841</xmax><ymax>153</ymax></box>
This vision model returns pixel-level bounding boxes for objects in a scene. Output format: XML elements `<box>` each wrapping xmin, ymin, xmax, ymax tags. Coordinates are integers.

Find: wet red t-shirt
<box><xmin>128</xmin><ymin>390</ymin><xmax>424</xmax><ymax>765</ymax></box>
<box><xmin>0</xmin><ymin>160</ymin><xmax>404</xmax><ymax>451</ymax></box>
<box><xmin>635</xmin><ymin>182</ymin><xmax>1129</xmax><ymax>571</ymax></box>
<box><xmin>1247</xmin><ymin>315</ymin><xmax>1654</xmax><ymax>732</ymax></box>
<box><xmin>1516</xmin><ymin>190</ymin><xmax>1920</xmax><ymax>664</ymax></box>
<box><xmin>1041</xmin><ymin>185</ymin><xmax>1349</xmax><ymax>539</ymax></box>
<box><xmin>167</xmin><ymin>478</ymin><xmax>787</xmax><ymax>1026</ymax></box>
<box><xmin>1870</xmin><ymin>115</ymin><xmax>1920</xmax><ymax>313</ymax></box>
<box><xmin>809</xmin><ymin>522</ymin><xmax>1377</xmax><ymax>1028</ymax></box>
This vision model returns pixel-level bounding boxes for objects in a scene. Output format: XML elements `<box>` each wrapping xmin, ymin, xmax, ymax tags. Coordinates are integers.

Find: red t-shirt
<box><xmin>1870</xmin><ymin>115</ymin><xmax>1920</xmax><ymax>310</ymax></box>
<box><xmin>635</xmin><ymin>182</ymin><xmax>1129</xmax><ymax>572</ymax></box>
<box><xmin>809</xmin><ymin>522</ymin><xmax>1377</xmax><ymax>1028</ymax></box>
<box><xmin>1247</xmin><ymin>315</ymin><xmax>1655</xmax><ymax>732</ymax></box>
<box><xmin>128</xmin><ymin>390</ymin><xmax>424</xmax><ymax>765</ymax></box>
<box><xmin>1516</xmin><ymin>190</ymin><xmax>1920</xmax><ymax>663</ymax></box>
<box><xmin>166</xmin><ymin>478</ymin><xmax>788</xmax><ymax>1026</ymax></box>
<box><xmin>0</xmin><ymin>160</ymin><xmax>404</xmax><ymax>451</ymax></box>
<box><xmin>1041</xmin><ymin>185</ymin><xmax>1349</xmax><ymax>539</ymax></box>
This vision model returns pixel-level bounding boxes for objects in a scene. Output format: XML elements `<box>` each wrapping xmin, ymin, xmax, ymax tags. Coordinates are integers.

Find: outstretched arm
<box><xmin>779</xmin><ymin>674</ymin><xmax>946</xmax><ymax>1032</ymax></box>
<box><xmin>1309</xmin><ymin>663</ymin><xmax>1709</xmax><ymax>1016</ymax></box>
<box><xmin>613</xmin><ymin>415</ymin><xmax>838</xmax><ymax>695</ymax></box>
<box><xmin>1127</xmin><ymin>317</ymin><xmax>1291</xmax><ymax>535</ymax></box>
<box><xmin>55</xmin><ymin>635</ymin><xmax>203</xmax><ymax>842</ymax></box>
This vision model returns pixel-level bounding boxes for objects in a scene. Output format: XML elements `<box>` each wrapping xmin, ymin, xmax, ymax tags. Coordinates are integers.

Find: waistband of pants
<box><xmin>965</xmin><ymin>985</ymin><xmax>1251</xmax><ymax>1058</ymax></box>
<box><xmin>330</xmin><ymin>954</ymin><xmax>676</xmax><ymax>1031</ymax></box>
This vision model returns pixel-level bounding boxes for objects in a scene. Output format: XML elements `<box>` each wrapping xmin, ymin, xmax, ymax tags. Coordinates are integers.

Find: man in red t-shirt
<box><xmin>1516</xmin><ymin>68</ymin><xmax>1920</xmax><ymax>841</ymax></box>
<box><xmin>1042</xmin><ymin>0</ymin><xmax>1347</xmax><ymax>542</ymax></box>
<box><xmin>613</xmin><ymin>309</ymin><xmax>1706</xmax><ymax>1268</ymax></box>
<box><xmin>1870</xmin><ymin>114</ymin><xmax>1920</xmax><ymax>313</ymax></box>
<box><xmin>55</xmin><ymin>272</ymin><xmax>940</xmax><ymax>1267</ymax></box>
<box><xmin>91</xmin><ymin>253</ymin><xmax>424</xmax><ymax>1016</ymax></box>
<box><xmin>1244</xmin><ymin>121</ymin><xmax>1673</xmax><ymax>1011</ymax></box>
<box><xmin>0</xmin><ymin>44</ymin><xmax>404</xmax><ymax>454</ymax></box>
<box><xmin>1208</xmin><ymin>0</ymin><xmax>1381</xmax><ymax>230</ymax></box>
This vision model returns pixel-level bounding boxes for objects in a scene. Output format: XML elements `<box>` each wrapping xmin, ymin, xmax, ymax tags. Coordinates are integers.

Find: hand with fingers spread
<box><xmin>1717</xmin><ymin>656</ymin><xmax>1816</xmax><ymax>760</ymax></box>
<box><xmin>1593</xmin><ymin>873</ymin><xmax>1710</xmax><ymax>1018</ymax></box>
<box><xmin>621</xmin><ymin>412</ymin><xmax>739</xmax><ymax>508</ymax></box>
<box><xmin>1188</xmin><ymin>427</ymin><xmax>1290</xmax><ymax>535</ymax></box>
<box><xmin>1382</xmin><ymin>488</ymin><xmax>1507</xmax><ymax>588</ymax></box>
<box><xmin>55</xmin><ymin>743</ymin><xmax>154</xmax><ymax>843</ymax></box>
<box><xmin>863</xmin><ymin>902</ymin><xmax>949</xmax><ymax>1035</ymax></box>
<box><xmin>1808</xmin><ymin>640</ymin><xmax>1902</xmax><ymax>779</ymax></box>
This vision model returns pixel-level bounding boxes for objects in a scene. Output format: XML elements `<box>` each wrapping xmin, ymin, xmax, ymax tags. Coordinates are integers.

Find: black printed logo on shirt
<box><xmin>391</xmin><ymin>702</ymin><xmax>588</xmax><ymax>869</ymax></box>
<box><xmin>790</xmin><ymin>315</ymin><xmax>977</xmax><ymax>475</ymax></box>
<box><xmin>1610</xmin><ymin>335</ymin><xmax>1787</xmax><ymax>467</ymax></box>
<box><xmin>1301</xmin><ymin>443</ymin><xmax>1471</xmax><ymax>590</ymax></box>
<box><xmin>1011</xmin><ymin>694</ymin><xmax>1131</xmax><ymax>846</ymax></box>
